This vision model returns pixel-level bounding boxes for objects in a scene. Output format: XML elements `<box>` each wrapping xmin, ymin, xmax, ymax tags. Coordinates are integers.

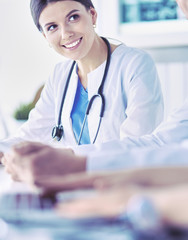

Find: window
<box><xmin>120</xmin><ymin>0</ymin><xmax>184</xmax><ymax>24</ymax></box>
<box><xmin>118</xmin><ymin>0</ymin><xmax>188</xmax><ymax>48</ymax></box>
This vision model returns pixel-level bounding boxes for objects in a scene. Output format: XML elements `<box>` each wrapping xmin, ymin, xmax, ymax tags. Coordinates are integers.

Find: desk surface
<box><xmin>0</xmin><ymin>168</ymin><xmax>138</xmax><ymax>240</ymax></box>
<box><xmin>0</xmin><ymin>166</ymin><xmax>188</xmax><ymax>240</ymax></box>
<box><xmin>1</xmin><ymin>167</ymin><xmax>188</xmax><ymax>240</ymax></box>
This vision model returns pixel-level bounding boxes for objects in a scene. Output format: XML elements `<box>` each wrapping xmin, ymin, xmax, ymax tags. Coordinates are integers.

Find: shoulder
<box><xmin>45</xmin><ymin>59</ymin><xmax>74</xmax><ymax>90</ymax></box>
<box><xmin>53</xmin><ymin>59</ymin><xmax>74</xmax><ymax>74</ymax></box>
<box><xmin>112</xmin><ymin>44</ymin><xmax>154</xmax><ymax>64</ymax></box>
<box><xmin>49</xmin><ymin>59</ymin><xmax>74</xmax><ymax>83</ymax></box>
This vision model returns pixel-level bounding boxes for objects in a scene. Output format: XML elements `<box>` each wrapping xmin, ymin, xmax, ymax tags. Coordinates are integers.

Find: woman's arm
<box><xmin>120</xmin><ymin>51</ymin><xmax>164</xmax><ymax>139</ymax></box>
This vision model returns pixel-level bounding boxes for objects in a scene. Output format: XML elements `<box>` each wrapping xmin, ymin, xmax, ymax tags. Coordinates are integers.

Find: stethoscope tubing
<box><xmin>52</xmin><ymin>37</ymin><xmax>111</xmax><ymax>144</ymax></box>
<box><xmin>58</xmin><ymin>61</ymin><xmax>76</xmax><ymax>126</ymax></box>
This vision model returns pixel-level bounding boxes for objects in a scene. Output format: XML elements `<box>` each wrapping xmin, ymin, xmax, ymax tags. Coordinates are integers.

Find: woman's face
<box><xmin>39</xmin><ymin>0</ymin><xmax>97</xmax><ymax>61</ymax></box>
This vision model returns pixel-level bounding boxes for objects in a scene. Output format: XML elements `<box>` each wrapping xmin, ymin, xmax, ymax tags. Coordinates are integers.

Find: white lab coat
<box><xmin>86</xmin><ymin>141</ymin><xmax>188</xmax><ymax>171</ymax></box>
<box><xmin>8</xmin><ymin>44</ymin><xmax>163</xmax><ymax>147</ymax></box>
<box><xmin>76</xmin><ymin>98</ymin><xmax>188</xmax><ymax>171</ymax></box>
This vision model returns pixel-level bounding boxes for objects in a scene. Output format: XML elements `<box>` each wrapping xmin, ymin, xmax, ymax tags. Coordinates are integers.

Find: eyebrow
<box><xmin>44</xmin><ymin>9</ymin><xmax>79</xmax><ymax>28</ymax></box>
<box><xmin>66</xmin><ymin>9</ymin><xmax>79</xmax><ymax>18</ymax></box>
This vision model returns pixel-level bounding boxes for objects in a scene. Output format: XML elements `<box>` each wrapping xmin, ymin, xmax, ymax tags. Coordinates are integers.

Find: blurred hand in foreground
<box><xmin>56</xmin><ymin>183</ymin><xmax>188</xmax><ymax>228</ymax></box>
<box><xmin>27</xmin><ymin>166</ymin><xmax>188</xmax><ymax>193</ymax></box>
<box><xmin>2</xmin><ymin>141</ymin><xmax>86</xmax><ymax>183</ymax></box>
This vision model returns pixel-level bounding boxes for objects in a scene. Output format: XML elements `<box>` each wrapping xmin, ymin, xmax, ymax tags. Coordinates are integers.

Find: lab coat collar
<box><xmin>87</xmin><ymin>61</ymin><xmax>107</xmax><ymax>143</ymax></box>
<box><xmin>61</xmin><ymin>64</ymin><xmax>78</xmax><ymax>145</ymax></box>
<box><xmin>61</xmin><ymin>60</ymin><xmax>107</xmax><ymax>145</ymax></box>
<box><xmin>87</xmin><ymin>61</ymin><xmax>106</xmax><ymax>100</ymax></box>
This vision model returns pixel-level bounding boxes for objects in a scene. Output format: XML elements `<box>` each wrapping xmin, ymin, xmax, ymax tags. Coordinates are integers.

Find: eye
<box><xmin>47</xmin><ymin>24</ymin><xmax>58</xmax><ymax>32</ymax></box>
<box><xmin>69</xmin><ymin>14</ymin><xmax>80</xmax><ymax>22</ymax></box>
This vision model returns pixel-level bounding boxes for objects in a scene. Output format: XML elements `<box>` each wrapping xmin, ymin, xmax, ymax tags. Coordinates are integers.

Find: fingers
<box><xmin>31</xmin><ymin>172</ymin><xmax>96</xmax><ymax>192</ymax></box>
<box><xmin>2</xmin><ymin>150</ymin><xmax>34</xmax><ymax>182</ymax></box>
<box><xmin>56</xmin><ymin>198</ymin><xmax>101</xmax><ymax>219</ymax></box>
<box><xmin>32</xmin><ymin>171</ymin><xmax>131</xmax><ymax>195</ymax></box>
<box><xmin>34</xmin><ymin>172</ymin><xmax>126</xmax><ymax>193</ymax></box>
<box><xmin>13</xmin><ymin>141</ymin><xmax>48</xmax><ymax>155</ymax></box>
<box><xmin>55</xmin><ymin>188</ymin><xmax>135</xmax><ymax>219</ymax></box>
<box><xmin>4</xmin><ymin>164</ymin><xmax>21</xmax><ymax>181</ymax></box>
<box><xmin>0</xmin><ymin>141</ymin><xmax>49</xmax><ymax>182</ymax></box>
<box><xmin>3</xmin><ymin>153</ymin><xmax>24</xmax><ymax>181</ymax></box>
<box><xmin>1</xmin><ymin>152</ymin><xmax>13</xmax><ymax>166</ymax></box>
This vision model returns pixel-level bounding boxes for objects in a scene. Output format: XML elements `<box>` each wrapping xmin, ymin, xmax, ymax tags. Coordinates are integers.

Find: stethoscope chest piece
<box><xmin>52</xmin><ymin>125</ymin><xmax>64</xmax><ymax>141</ymax></box>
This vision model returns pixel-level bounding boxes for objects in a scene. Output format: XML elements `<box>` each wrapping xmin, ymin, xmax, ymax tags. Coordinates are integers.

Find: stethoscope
<box><xmin>52</xmin><ymin>37</ymin><xmax>111</xmax><ymax>144</ymax></box>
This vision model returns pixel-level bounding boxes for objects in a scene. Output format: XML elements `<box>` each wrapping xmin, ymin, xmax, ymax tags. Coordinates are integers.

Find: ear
<box><xmin>89</xmin><ymin>7</ymin><xmax>97</xmax><ymax>25</ymax></box>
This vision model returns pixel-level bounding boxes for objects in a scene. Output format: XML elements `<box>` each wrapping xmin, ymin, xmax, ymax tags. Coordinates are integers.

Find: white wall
<box><xmin>0</xmin><ymin>0</ymin><xmax>100</xmax><ymax>116</ymax></box>
<box><xmin>1</xmin><ymin>0</ymin><xmax>188</xmax><ymax>128</ymax></box>
<box><xmin>0</xmin><ymin>0</ymin><xmax>63</xmax><ymax>116</ymax></box>
<box><xmin>0</xmin><ymin>0</ymin><xmax>101</xmax><ymax>136</ymax></box>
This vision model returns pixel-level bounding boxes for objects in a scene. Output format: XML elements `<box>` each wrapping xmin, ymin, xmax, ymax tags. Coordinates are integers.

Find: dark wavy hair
<box><xmin>30</xmin><ymin>0</ymin><xmax>95</xmax><ymax>31</ymax></box>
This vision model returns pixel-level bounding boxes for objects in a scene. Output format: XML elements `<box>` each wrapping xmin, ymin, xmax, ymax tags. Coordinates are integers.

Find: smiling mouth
<box><xmin>63</xmin><ymin>38</ymin><xmax>82</xmax><ymax>49</ymax></box>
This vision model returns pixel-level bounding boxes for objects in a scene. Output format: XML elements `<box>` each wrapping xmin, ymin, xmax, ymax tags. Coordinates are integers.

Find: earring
<box><xmin>93</xmin><ymin>24</ymin><xmax>96</xmax><ymax>28</ymax></box>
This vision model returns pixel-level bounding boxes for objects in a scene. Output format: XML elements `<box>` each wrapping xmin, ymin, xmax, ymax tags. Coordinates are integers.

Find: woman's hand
<box><xmin>1</xmin><ymin>141</ymin><xmax>87</xmax><ymax>184</ymax></box>
<box><xmin>56</xmin><ymin>186</ymin><xmax>139</xmax><ymax>219</ymax></box>
<box><xmin>28</xmin><ymin>166</ymin><xmax>188</xmax><ymax>194</ymax></box>
<box><xmin>56</xmin><ymin>183</ymin><xmax>188</xmax><ymax>228</ymax></box>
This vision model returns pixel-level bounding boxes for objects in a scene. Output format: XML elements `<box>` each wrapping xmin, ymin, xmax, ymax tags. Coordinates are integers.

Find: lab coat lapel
<box><xmin>87</xmin><ymin>62</ymin><xmax>106</xmax><ymax>143</ymax></box>
<box><xmin>61</xmin><ymin>67</ymin><xmax>78</xmax><ymax>144</ymax></box>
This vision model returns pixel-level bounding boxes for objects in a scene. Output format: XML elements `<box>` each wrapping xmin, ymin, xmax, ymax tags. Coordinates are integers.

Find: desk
<box><xmin>1</xmin><ymin>168</ymin><xmax>187</xmax><ymax>240</ymax></box>
<box><xmin>0</xmin><ymin>168</ymin><xmax>138</xmax><ymax>240</ymax></box>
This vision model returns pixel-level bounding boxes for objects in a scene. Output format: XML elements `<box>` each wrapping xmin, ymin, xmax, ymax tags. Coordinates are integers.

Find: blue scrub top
<box><xmin>71</xmin><ymin>77</ymin><xmax>91</xmax><ymax>145</ymax></box>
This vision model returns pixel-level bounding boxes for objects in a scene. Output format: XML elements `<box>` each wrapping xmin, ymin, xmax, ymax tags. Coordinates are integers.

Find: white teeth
<box><xmin>65</xmin><ymin>39</ymin><xmax>80</xmax><ymax>48</ymax></box>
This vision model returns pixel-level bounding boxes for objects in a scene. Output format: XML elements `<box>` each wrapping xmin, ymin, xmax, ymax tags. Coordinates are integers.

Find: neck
<box><xmin>76</xmin><ymin>36</ymin><xmax>109</xmax><ymax>88</ymax></box>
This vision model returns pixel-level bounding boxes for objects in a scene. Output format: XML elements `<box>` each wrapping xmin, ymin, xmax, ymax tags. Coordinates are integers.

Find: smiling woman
<box><xmin>2</xmin><ymin>0</ymin><xmax>163</xmax><ymax>168</ymax></box>
<box><xmin>38</xmin><ymin>1</ymin><xmax>98</xmax><ymax>64</ymax></box>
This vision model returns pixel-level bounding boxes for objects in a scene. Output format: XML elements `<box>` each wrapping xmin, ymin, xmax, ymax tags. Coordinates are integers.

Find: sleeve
<box><xmin>73</xmin><ymin>99</ymin><xmax>188</xmax><ymax>171</ymax></box>
<box><xmin>86</xmin><ymin>141</ymin><xmax>188</xmax><ymax>172</ymax></box>
<box><xmin>120</xmin><ymin>98</ymin><xmax>188</xmax><ymax>148</ymax></box>
<box><xmin>120</xmin><ymin>51</ymin><xmax>164</xmax><ymax>138</ymax></box>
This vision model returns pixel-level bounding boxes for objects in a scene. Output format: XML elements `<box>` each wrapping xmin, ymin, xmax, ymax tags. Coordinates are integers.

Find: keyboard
<box><xmin>0</xmin><ymin>193</ymin><xmax>188</xmax><ymax>240</ymax></box>
<box><xmin>0</xmin><ymin>192</ymin><xmax>59</xmax><ymax>225</ymax></box>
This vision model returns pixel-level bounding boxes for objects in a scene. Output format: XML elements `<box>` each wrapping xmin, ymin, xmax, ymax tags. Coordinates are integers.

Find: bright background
<box><xmin>0</xmin><ymin>0</ymin><xmax>188</xmax><ymax>138</ymax></box>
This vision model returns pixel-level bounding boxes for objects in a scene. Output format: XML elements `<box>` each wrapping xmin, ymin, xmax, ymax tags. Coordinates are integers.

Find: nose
<box><xmin>60</xmin><ymin>24</ymin><xmax>74</xmax><ymax>41</ymax></box>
